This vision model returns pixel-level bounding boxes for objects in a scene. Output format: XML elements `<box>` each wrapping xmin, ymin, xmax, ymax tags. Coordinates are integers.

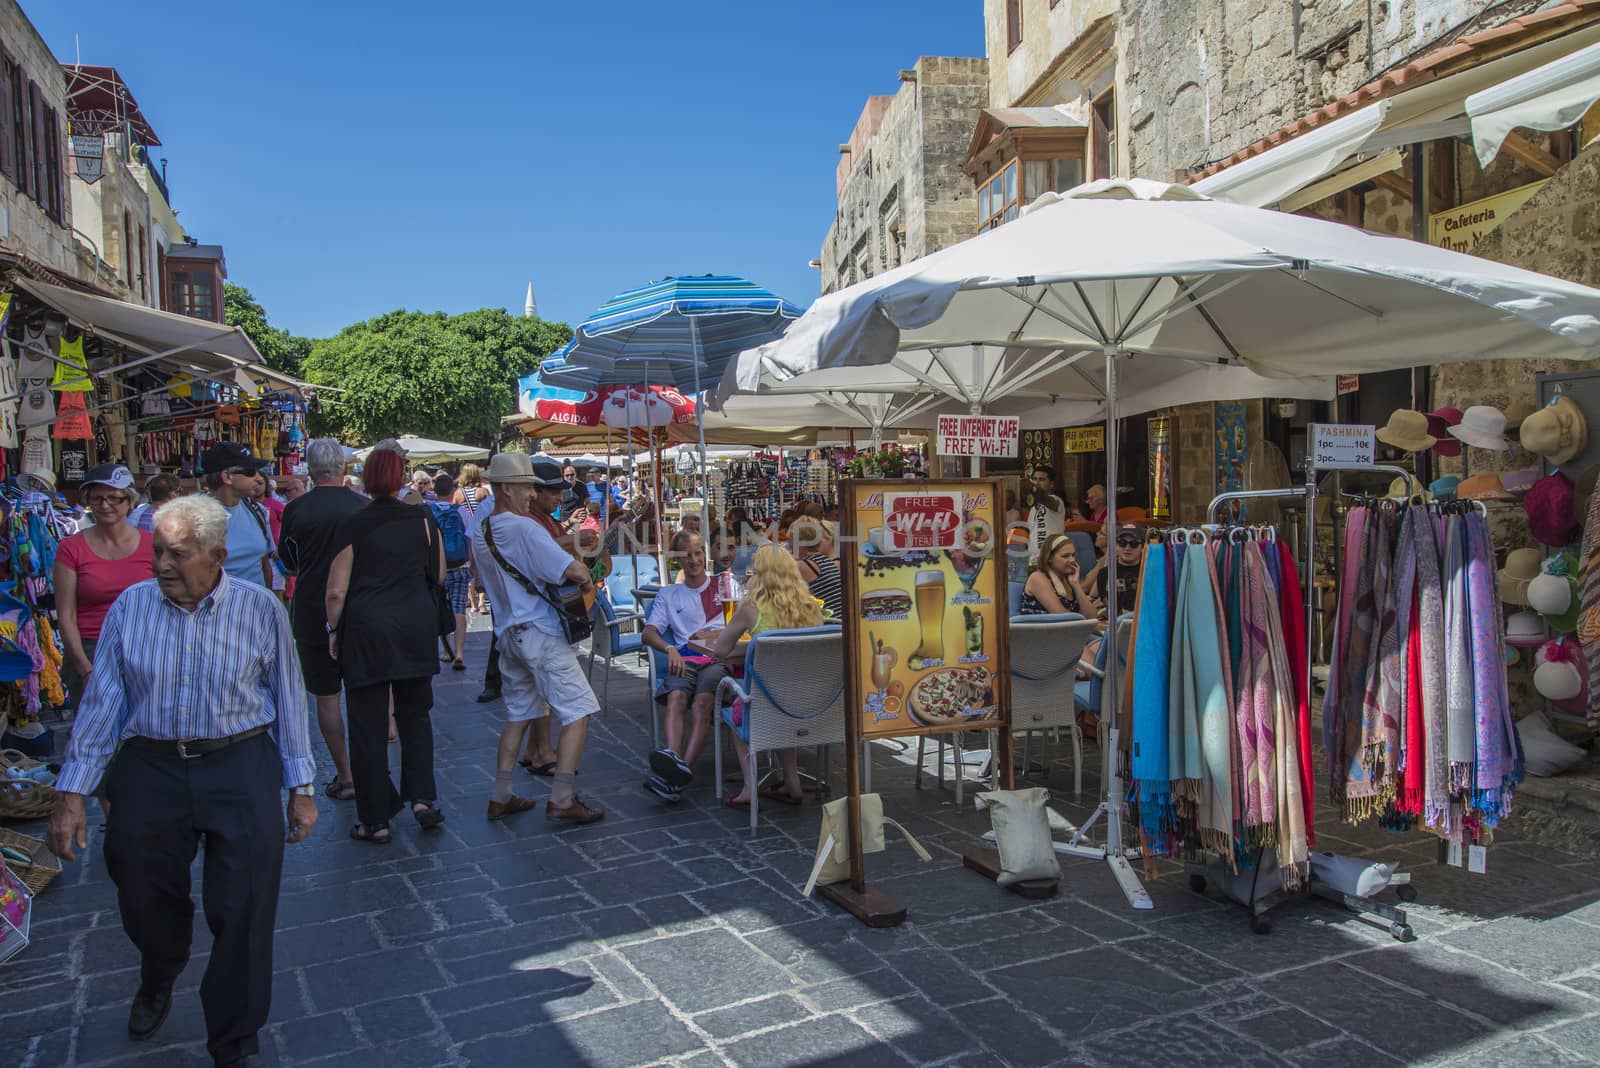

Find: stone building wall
<box><xmin>819</xmin><ymin>56</ymin><xmax>988</xmax><ymax>296</ymax></box>
<box><xmin>982</xmin><ymin>0</ymin><xmax>1119</xmax><ymax>106</ymax></box>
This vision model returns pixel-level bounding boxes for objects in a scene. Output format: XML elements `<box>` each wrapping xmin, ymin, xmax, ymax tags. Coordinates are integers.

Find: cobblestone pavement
<box><xmin>6</xmin><ymin>616</ymin><xmax>1600</xmax><ymax>1067</ymax></box>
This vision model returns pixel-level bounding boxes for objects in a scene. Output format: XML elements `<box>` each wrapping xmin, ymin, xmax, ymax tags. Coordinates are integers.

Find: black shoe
<box><xmin>475</xmin><ymin>687</ymin><xmax>502</xmax><ymax>703</ymax></box>
<box><xmin>128</xmin><ymin>981</ymin><xmax>173</xmax><ymax>1040</ymax></box>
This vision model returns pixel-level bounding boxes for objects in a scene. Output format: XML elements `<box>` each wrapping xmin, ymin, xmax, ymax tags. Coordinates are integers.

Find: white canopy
<box><xmin>355</xmin><ymin>435</ymin><xmax>490</xmax><ymax>464</ymax></box>
<box><xmin>1468</xmin><ymin>39</ymin><xmax>1600</xmax><ymax>165</ymax></box>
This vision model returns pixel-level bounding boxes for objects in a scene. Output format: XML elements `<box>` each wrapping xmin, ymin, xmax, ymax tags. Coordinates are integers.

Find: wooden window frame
<box><xmin>1092</xmin><ymin>88</ymin><xmax>1117</xmax><ymax>180</ymax></box>
<box><xmin>971</xmin><ymin>126</ymin><xmax>1087</xmax><ymax>234</ymax></box>
<box><xmin>1006</xmin><ymin>0</ymin><xmax>1023</xmax><ymax>54</ymax></box>
<box><xmin>977</xmin><ymin>160</ymin><xmax>1019</xmax><ymax>231</ymax></box>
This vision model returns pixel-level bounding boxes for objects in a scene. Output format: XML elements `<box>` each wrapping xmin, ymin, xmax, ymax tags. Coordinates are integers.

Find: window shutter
<box><xmin>18</xmin><ymin>76</ymin><xmax>34</xmax><ymax>200</ymax></box>
<box><xmin>29</xmin><ymin>81</ymin><xmax>47</xmax><ymax>209</ymax></box>
<box><xmin>0</xmin><ymin>51</ymin><xmax>13</xmax><ymax>183</ymax></box>
<box><xmin>45</xmin><ymin>106</ymin><xmax>62</xmax><ymax>221</ymax></box>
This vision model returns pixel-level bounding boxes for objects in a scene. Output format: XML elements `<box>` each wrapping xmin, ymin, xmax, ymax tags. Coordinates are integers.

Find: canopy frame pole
<box><xmin>689</xmin><ymin>316</ymin><xmax>710</xmax><ymax>530</ymax></box>
<box><xmin>968</xmin><ymin>344</ymin><xmax>982</xmax><ymax>478</ymax></box>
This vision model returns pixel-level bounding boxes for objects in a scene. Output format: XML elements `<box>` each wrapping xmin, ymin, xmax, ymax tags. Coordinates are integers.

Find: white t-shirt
<box><xmin>471</xmin><ymin>510</ymin><xmax>575</xmax><ymax>640</ymax></box>
<box><xmin>1028</xmin><ymin>494</ymin><xmax>1065</xmax><ymax>566</ymax></box>
<box><xmin>645</xmin><ymin>576</ymin><xmax>722</xmax><ymax>647</ymax></box>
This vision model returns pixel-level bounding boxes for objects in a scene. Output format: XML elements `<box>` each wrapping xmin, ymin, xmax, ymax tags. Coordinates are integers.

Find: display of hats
<box><xmin>1423</xmin><ymin>406</ymin><xmax>1465</xmax><ymax>457</ymax></box>
<box><xmin>1428</xmin><ymin>475</ymin><xmax>1460</xmax><ymax>500</ymax></box>
<box><xmin>1457</xmin><ymin>473</ymin><xmax>1515</xmax><ymax>501</ymax></box>
<box><xmin>1375</xmin><ymin>410</ymin><xmax>1437</xmax><ymax>452</ymax></box>
<box><xmin>1499</xmin><ymin>547</ymin><xmax>1544</xmax><ymax>606</ymax></box>
<box><xmin>1534</xmin><ymin>638</ymin><xmax>1586</xmax><ymax>703</ymax></box>
<box><xmin>1504</xmin><ymin>609</ymin><xmax>1547</xmax><ymax>647</ymax></box>
<box><xmin>1525</xmin><ymin>472</ymin><xmax>1578</xmax><ymax>547</ymax></box>
<box><xmin>1519</xmin><ymin>395</ymin><xmax>1588</xmax><ymax>467</ymax></box>
<box><xmin>1500</xmin><ymin>468</ymin><xmax>1541</xmax><ymax>495</ymax></box>
<box><xmin>1448</xmin><ymin>405</ymin><xmax>1512</xmax><ymax>452</ymax></box>
<box><xmin>1386</xmin><ymin>476</ymin><xmax>1431</xmax><ymax>502</ymax></box>
<box><xmin>1530</xmin><ymin>551</ymin><xmax>1581</xmax><ymax>634</ymax></box>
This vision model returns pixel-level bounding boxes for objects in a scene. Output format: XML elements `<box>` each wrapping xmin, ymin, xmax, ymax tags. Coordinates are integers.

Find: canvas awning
<box><xmin>1468</xmin><ymin>38</ymin><xmax>1600</xmax><ymax>164</ymax></box>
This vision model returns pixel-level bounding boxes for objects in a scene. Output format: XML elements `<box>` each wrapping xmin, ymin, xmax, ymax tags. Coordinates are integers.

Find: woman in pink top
<box><xmin>53</xmin><ymin>464</ymin><xmax>155</xmax><ymax>709</ymax></box>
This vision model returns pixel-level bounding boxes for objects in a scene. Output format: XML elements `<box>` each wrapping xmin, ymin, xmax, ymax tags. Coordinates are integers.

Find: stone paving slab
<box><xmin>3</xmin><ymin>618</ymin><xmax>1599</xmax><ymax>1066</ymax></box>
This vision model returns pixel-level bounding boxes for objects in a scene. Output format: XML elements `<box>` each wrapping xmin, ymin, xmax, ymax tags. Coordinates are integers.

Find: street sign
<box><xmin>1310</xmin><ymin>423</ymin><xmax>1375</xmax><ymax>467</ymax></box>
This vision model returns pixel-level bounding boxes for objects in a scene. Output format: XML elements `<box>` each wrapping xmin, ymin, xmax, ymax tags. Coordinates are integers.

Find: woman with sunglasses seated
<box><xmin>1018</xmin><ymin>533</ymin><xmax>1098</xmax><ymax>617</ymax></box>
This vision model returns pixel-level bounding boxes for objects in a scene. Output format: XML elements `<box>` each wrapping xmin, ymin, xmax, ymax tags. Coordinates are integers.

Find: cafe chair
<box><xmin>634</xmin><ymin>586</ymin><xmax>666</xmax><ymax>748</ymax></box>
<box><xmin>1008</xmin><ymin>581</ymin><xmax>1026</xmax><ymax>617</ymax></box>
<box><xmin>1068</xmin><ymin>530</ymin><xmax>1097</xmax><ymax>576</ymax></box>
<box><xmin>1076</xmin><ymin>615</ymin><xmax>1134</xmax><ymax>759</ymax></box>
<box><xmin>606</xmin><ymin>556</ymin><xmax>660</xmax><ymax>628</ymax></box>
<box><xmin>587</xmin><ymin>590</ymin><xmax>646</xmax><ymax>709</ymax></box>
<box><xmin>1008</xmin><ymin>614</ymin><xmax>1099</xmax><ymax>799</ymax></box>
<box><xmin>713</xmin><ymin>626</ymin><xmax>847</xmax><ymax>835</ymax></box>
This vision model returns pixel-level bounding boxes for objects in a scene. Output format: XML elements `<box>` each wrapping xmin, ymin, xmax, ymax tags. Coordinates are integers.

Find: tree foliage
<box><xmin>224</xmin><ymin>284</ymin><xmax>312</xmax><ymax>376</ymax></box>
<box><xmin>300</xmin><ymin>309</ymin><xmax>570</xmax><ymax>446</ymax></box>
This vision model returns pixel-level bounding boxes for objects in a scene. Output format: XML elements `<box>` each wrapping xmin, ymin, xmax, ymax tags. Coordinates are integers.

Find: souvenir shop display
<box><xmin>0</xmin><ymin>856</ymin><xmax>31</xmax><ymax>964</ymax></box>
<box><xmin>1448</xmin><ymin>405</ymin><xmax>1513</xmax><ymax>453</ymax></box>
<box><xmin>1424</xmin><ymin>408</ymin><xmax>1464</xmax><ymax>457</ymax></box>
<box><xmin>1375</xmin><ymin>410</ymin><xmax>1437</xmax><ymax>453</ymax></box>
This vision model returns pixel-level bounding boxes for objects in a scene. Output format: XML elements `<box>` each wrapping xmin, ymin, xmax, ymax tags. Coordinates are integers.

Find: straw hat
<box><xmin>1386</xmin><ymin>476</ymin><xmax>1431</xmax><ymax>503</ymax></box>
<box><xmin>1457</xmin><ymin>472</ymin><xmax>1515</xmax><ymax>501</ymax></box>
<box><xmin>1424</xmin><ymin>406</ymin><xmax>1464</xmax><ymax>457</ymax></box>
<box><xmin>1375</xmin><ymin>410</ymin><xmax>1437</xmax><ymax>452</ymax></box>
<box><xmin>1448</xmin><ymin>405</ymin><xmax>1512</xmax><ymax>452</ymax></box>
<box><xmin>484</xmin><ymin>452</ymin><xmax>537</xmax><ymax>484</ymax></box>
<box><xmin>1498</xmin><ymin>547</ymin><xmax>1543</xmax><ymax>606</ymax></box>
<box><xmin>1520</xmin><ymin>395</ymin><xmax>1588</xmax><ymax>467</ymax></box>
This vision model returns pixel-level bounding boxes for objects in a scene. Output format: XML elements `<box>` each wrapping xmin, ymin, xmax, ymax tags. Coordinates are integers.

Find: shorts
<box><xmin>500</xmin><ymin>624</ymin><xmax>600</xmax><ymax>726</ymax></box>
<box><xmin>296</xmin><ymin>635</ymin><xmax>342</xmax><ymax>697</ymax></box>
<box><xmin>444</xmin><ymin>567</ymin><xmax>472</xmax><ymax>615</ymax></box>
<box><xmin>660</xmin><ymin>660</ymin><xmax>728</xmax><ymax>702</ymax></box>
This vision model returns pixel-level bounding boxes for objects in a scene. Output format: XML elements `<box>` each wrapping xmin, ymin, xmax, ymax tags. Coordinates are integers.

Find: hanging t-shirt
<box><xmin>223</xmin><ymin>499</ymin><xmax>274</xmax><ymax>586</ymax></box>
<box><xmin>20</xmin><ymin>425</ymin><xmax>51</xmax><ymax>476</ymax></box>
<box><xmin>17</xmin><ymin>382</ymin><xmax>54</xmax><ymax>427</ymax></box>
<box><xmin>0</xmin><ymin>353</ymin><xmax>19</xmax><ymax>450</ymax></box>
<box><xmin>50</xmin><ymin>335</ymin><xmax>92</xmax><ymax>391</ymax></box>
<box><xmin>59</xmin><ymin>443</ymin><xmax>88</xmax><ymax>485</ymax></box>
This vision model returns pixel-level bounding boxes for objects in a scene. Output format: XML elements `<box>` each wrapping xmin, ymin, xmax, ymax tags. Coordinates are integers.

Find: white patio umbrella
<box><xmin>354</xmin><ymin>435</ymin><xmax>490</xmax><ymax>464</ymax></box>
<box><xmin>742</xmin><ymin>176</ymin><xmax>1600</xmax><ymax>909</ymax></box>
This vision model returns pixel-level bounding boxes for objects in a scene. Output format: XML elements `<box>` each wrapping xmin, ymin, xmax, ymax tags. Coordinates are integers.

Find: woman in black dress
<box><xmin>325</xmin><ymin>448</ymin><xmax>445</xmax><ymax>843</ymax></box>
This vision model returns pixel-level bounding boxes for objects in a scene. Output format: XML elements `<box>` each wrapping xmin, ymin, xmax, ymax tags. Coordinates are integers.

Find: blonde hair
<box><xmin>789</xmin><ymin>518</ymin><xmax>835</xmax><ymax>556</ymax></box>
<box><xmin>747</xmin><ymin>545</ymin><xmax>823</xmax><ymax>630</ymax></box>
<box><xmin>459</xmin><ymin>462</ymin><xmax>482</xmax><ymax>487</ymax></box>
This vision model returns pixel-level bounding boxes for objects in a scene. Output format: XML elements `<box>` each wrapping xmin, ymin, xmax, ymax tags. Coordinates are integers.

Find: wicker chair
<box><xmin>713</xmin><ymin>626</ymin><xmax>846</xmax><ymax>834</ymax></box>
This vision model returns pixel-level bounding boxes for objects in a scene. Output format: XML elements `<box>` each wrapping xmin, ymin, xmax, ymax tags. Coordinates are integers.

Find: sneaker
<box><xmin>649</xmin><ymin>747</ymin><xmax>694</xmax><ymax>787</ymax></box>
<box><xmin>547</xmin><ymin>796</ymin><xmax>605</xmax><ymax>824</ymax></box>
<box><xmin>643</xmin><ymin>775</ymin><xmax>683</xmax><ymax>803</ymax></box>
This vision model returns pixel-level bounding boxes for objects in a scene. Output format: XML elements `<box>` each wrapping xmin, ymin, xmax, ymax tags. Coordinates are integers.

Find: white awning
<box><xmin>1192</xmin><ymin>21</ymin><xmax>1600</xmax><ymax>208</ymax></box>
<box><xmin>1467</xmin><ymin>39</ymin><xmax>1600</xmax><ymax>164</ymax></box>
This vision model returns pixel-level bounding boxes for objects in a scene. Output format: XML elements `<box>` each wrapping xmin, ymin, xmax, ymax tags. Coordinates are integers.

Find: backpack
<box><xmin>432</xmin><ymin>503</ymin><xmax>469</xmax><ymax>567</ymax></box>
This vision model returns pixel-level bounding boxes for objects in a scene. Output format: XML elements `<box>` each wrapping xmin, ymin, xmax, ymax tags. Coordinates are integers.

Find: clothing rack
<box><xmin>1191</xmin><ymin>462</ymin><xmax>1418</xmax><ymax>940</ymax></box>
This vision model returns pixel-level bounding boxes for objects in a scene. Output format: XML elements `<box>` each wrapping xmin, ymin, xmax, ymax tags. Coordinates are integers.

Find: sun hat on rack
<box><xmin>1500</xmin><ymin>468</ymin><xmax>1541</xmax><ymax>495</ymax></box>
<box><xmin>1505</xmin><ymin>609</ymin><xmax>1546</xmax><ymax>647</ymax></box>
<box><xmin>1457</xmin><ymin>472</ymin><xmax>1515</xmax><ymax>501</ymax></box>
<box><xmin>1499</xmin><ymin>547</ymin><xmax>1544</xmax><ymax>606</ymax></box>
<box><xmin>1428</xmin><ymin>475</ymin><xmax>1460</xmax><ymax>500</ymax></box>
<box><xmin>1386</xmin><ymin>476</ymin><xmax>1431</xmax><ymax>503</ymax></box>
<box><xmin>1375</xmin><ymin>410</ymin><xmax>1436</xmax><ymax>452</ymax></box>
<box><xmin>1423</xmin><ymin>406</ymin><xmax>1464</xmax><ymax>457</ymax></box>
<box><xmin>1448</xmin><ymin>405</ymin><xmax>1512</xmax><ymax>452</ymax></box>
<box><xmin>1525</xmin><ymin>472</ymin><xmax>1579</xmax><ymax>547</ymax></box>
<box><xmin>1520</xmin><ymin>395</ymin><xmax>1588</xmax><ymax>467</ymax></box>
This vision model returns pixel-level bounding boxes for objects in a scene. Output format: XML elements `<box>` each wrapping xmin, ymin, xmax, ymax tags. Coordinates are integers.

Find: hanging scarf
<box><xmin>1254</xmin><ymin>544</ymin><xmax>1308</xmax><ymax>888</ymax></box>
<box><xmin>1342</xmin><ymin>508</ymin><xmax>1398</xmax><ymax>820</ymax></box>
<box><xmin>1130</xmin><ymin>541</ymin><xmax>1174</xmax><ymax>855</ymax></box>
<box><xmin>1443</xmin><ymin>514</ymin><xmax>1475</xmax><ymax>798</ymax></box>
<box><xmin>1579</xmin><ymin>471</ymin><xmax>1600</xmax><ymax>733</ymax></box>
<box><xmin>1323</xmin><ymin>507</ymin><xmax>1370</xmax><ymax>782</ymax></box>
<box><xmin>1169</xmin><ymin>539</ymin><xmax>1235</xmax><ymax>859</ymax></box>
<box><xmin>1408</xmin><ymin>506</ymin><xmax>1450</xmax><ymax>829</ymax></box>
<box><xmin>1465</xmin><ymin>511</ymin><xmax>1520</xmax><ymax>824</ymax></box>
<box><xmin>1275</xmin><ymin>539</ymin><xmax>1315</xmax><ymax>847</ymax></box>
<box><xmin>1235</xmin><ymin>541</ymin><xmax>1275</xmax><ymax>836</ymax></box>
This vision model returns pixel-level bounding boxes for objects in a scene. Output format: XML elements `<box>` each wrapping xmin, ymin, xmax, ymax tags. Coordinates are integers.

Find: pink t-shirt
<box><xmin>57</xmin><ymin>530</ymin><xmax>155</xmax><ymax>641</ymax></box>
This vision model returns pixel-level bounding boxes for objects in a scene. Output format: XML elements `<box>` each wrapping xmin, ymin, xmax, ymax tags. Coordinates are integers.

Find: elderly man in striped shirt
<box><xmin>47</xmin><ymin>495</ymin><xmax>317</xmax><ymax>1068</ymax></box>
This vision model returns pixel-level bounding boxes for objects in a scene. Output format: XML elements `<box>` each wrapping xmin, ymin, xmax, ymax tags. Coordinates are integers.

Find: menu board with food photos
<box><xmin>842</xmin><ymin>479</ymin><xmax>1009</xmax><ymax>740</ymax></box>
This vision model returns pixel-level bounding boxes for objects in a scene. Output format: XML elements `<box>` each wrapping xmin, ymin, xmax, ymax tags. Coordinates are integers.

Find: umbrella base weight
<box><xmin>963</xmin><ymin>845</ymin><xmax>1059</xmax><ymax>899</ymax></box>
<box><xmin>816</xmin><ymin>881</ymin><xmax>907</xmax><ymax>928</ymax></box>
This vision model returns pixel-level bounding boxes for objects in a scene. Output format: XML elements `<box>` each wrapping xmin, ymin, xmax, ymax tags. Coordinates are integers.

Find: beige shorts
<box><xmin>500</xmin><ymin>624</ymin><xmax>600</xmax><ymax>726</ymax></box>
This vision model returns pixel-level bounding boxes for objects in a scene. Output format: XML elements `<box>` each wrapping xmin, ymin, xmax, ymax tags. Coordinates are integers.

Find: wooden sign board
<box><xmin>842</xmin><ymin>480</ymin><xmax>1010</xmax><ymax>741</ymax></box>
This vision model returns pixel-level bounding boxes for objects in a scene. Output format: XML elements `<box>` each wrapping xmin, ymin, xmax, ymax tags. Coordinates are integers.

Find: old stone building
<box><xmin>819</xmin><ymin>56</ymin><xmax>989</xmax><ymax>295</ymax></box>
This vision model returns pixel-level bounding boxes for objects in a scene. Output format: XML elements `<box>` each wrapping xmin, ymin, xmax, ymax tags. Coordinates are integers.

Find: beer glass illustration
<box><xmin>912</xmin><ymin>570</ymin><xmax>946</xmax><ymax>666</ymax></box>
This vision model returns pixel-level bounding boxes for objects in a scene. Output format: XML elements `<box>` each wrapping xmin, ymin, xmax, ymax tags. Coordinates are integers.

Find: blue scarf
<box><xmin>1131</xmin><ymin>542</ymin><xmax>1173</xmax><ymax>851</ymax></box>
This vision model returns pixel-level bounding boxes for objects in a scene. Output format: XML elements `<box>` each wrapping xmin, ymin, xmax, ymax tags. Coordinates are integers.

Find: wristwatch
<box><xmin>290</xmin><ymin>784</ymin><xmax>315</xmax><ymax>797</ymax></box>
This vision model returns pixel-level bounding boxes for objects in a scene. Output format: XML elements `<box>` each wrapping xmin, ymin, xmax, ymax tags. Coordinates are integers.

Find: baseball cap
<box><xmin>200</xmin><ymin>442</ymin><xmax>271</xmax><ymax>475</ymax></box>
<box><xmin>81</xmin><ymin>463</ymin><xmax>135</xmax><ymax>492</ymax></box>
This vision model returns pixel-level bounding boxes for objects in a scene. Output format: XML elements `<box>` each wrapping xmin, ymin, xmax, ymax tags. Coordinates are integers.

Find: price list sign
<box><xmin>1310</xmin><ymin>423</ymin><xmax>1376</xmax><ymax>467</ymax></box>
<box><xmin>842</xmin><ymin>479</ymin><xmax>1009</xmax><ymax>741</ymax></box>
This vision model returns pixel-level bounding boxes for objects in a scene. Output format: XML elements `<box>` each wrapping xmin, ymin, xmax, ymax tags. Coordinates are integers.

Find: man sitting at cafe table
<box><xmin>641</xmin><ymin>530</ymin><xmax>726</xmax><ymax>803</ymax></box>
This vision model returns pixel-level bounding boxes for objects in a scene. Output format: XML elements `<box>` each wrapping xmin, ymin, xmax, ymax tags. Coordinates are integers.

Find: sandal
<box><xmin>452</xmin><ymin>659</ymin><xmax>466</xmax><ymax>672</ymax></box>
<box><xmin>412</xmin><ymin>802</ymin><xmax>445</xmax><ymax>831</ymax></box>
<box><xmin>759</xmin><ymin>785</ymin><xmax>805</xmax><ymax>807</ymax></box>
<box><xmin>350</xmin><ymin>822</ymin><xmax>391</xmax><ymax>845</ymax></box>
<box><xmin>323</xmin><ymin>778</ymin><xmax>356</xmax><ymax>801</ymax></box>
<box><xmin>723</xmin><ymin>795</ymin><xmax>750</xmax><ymax>809</ymax></box>
<box><xmin>518</xmin><ymin>759</ymin><xmax>558</xmax><ymax>777</ymax></box>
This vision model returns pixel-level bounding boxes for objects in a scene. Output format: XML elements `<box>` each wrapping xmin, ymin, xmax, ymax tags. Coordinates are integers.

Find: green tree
<box><xmin>300</xmin><ymin>308</ymin><xmax>569</xmax><ymax>445</ymax></box>
<box><xmin>224</xmin><ymin>284</ymin><xmax>312</xmax><ymax>376</ymax></box>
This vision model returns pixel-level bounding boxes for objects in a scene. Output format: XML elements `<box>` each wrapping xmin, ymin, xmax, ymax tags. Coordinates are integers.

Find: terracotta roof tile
<box><xmin>1189</xmin><ymin>1</ymin><xmax>1600</xmax><ymax>181</ymax></box>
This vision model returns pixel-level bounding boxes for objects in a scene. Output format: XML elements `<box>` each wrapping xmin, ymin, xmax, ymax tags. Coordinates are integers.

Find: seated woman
<box><xmin>1019</xmin><ymin>533</ymin><xmax>1098</xmax><ymax>617</ymax></box>
<box><xmin>707</xmin><ymin>544</ymin><xmax>824</xmax><ymax>807</ymax></box>
<box><xmin>789</xmin><ymin>518</ymin><xmax>842</xmax><ymax>619</ymax></box>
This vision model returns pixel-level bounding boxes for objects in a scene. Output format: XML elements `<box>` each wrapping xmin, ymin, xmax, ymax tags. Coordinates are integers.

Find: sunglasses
<box><xmin>1116</xmin><ymin>536</ymin><xmax>1142</xmax><ymax>548</ymax></box>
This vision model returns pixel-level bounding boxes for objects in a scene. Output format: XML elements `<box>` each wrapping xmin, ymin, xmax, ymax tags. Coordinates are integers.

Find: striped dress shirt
<box><xmin>56</xmin><ymin>571</ymin><xmax>314</xmax><ymax>794</ymax></box>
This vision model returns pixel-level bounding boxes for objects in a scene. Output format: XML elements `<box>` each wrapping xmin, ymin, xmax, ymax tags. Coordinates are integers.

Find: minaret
<box><xmin>524</xmin><ymin>282</ymin><xmax>537</xmax><ymax>319</ymax></box>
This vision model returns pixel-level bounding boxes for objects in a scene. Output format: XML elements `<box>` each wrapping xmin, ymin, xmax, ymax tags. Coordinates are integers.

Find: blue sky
<box><xmin>29</xmin><ymin>1</ymin><xmax>984</xmax><ymax>339</ymax></box>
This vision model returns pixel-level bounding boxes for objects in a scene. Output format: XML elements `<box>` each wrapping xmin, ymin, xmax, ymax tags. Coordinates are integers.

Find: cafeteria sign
<box><xmin>1428</xmin><ymin>181</ymin><xmax>1546</xmax><ymax>255</ymax></box>
<box><xmin>936</xmin><ymin>414</ymin><xmax>1019</xmax><ymax>458</ymax></box>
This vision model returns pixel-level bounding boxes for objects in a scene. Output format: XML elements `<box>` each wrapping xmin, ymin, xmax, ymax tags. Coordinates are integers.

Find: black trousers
<box><xmin>104</xmin><ymin>732</ymin><xmax>284</xmax><ymax>1064</ymax></box>
<box><xmin>346</xmin><ymin>677</ymin><xmax>437</xmax><ymax>827</ymax></box>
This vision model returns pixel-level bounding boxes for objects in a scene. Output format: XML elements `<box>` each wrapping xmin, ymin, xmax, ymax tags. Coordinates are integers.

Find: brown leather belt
<box><xmin>125</xmin><ymin>725</ymin><xmax>270</xmax><ymax>760</ymax></box>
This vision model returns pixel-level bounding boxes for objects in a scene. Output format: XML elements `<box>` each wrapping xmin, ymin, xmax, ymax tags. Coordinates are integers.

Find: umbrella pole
<box><xmin>1056</xmin><ymin>349</ymin><xmax>1153</xmax><ymax>911</ymax></box>
<box><xmin>690</xmin><ymin>317</ymin><xmax>708</xmax><ymax>529</ymax></box>
<box><xmin>653</xmin><ymin>431</ymin><xmax>667</xmax><ymax>577</ymax></box>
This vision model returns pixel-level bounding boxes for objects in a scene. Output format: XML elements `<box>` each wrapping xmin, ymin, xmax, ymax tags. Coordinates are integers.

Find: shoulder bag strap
<box><xmin>422</xmin><ymin>509</ymin><xmax>442</xmax><ymax>584</ymax></box>
<box><xmin>484</xmin><ymin>515</ymin><xmax>567</xmax><ymax>616</ymax></box>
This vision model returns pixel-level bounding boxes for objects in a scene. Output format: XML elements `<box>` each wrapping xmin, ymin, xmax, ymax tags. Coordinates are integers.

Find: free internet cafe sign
<box><xmin>936</xmin><ymin>414</ymin><xmax>1019</xmax><ymax>458</ymax></box>
<box><xmin>845</xmin><ymin>481</ymin><xmax>1007</xmax><ymax>741</ymax></box>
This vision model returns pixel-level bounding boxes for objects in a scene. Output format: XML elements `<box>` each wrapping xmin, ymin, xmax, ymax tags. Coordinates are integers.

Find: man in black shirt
<box><xmin>279</xmin><ymin>437</ymin><xmax>366</xmax><ymax>800</ymax></box>
<box><xmin>558</xmin><ymin>465</ymin><xmax>586</xmax><ymax>521</ymax></box>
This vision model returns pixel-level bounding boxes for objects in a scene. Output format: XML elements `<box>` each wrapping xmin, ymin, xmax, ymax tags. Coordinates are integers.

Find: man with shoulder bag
<box><xmin>470</xmin><ymin>453</ymin><xmax>604</xmax><ymax>825</ymax></box>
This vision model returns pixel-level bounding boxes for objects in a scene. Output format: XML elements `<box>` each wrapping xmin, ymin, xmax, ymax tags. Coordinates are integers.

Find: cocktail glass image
<box><xmin>947</xmin><ymin>520</ymin><xmax>993</xmax><ymax>603</ymax></box>
<box><xmin>911</xmin><ymin>570</ymin><xmax>946</xmax><ymax>668</ymax></box>
<box><xmin>870</xmin><ymin>640</ymin><xmax>898</xmax><ymax>705</ymax></box>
